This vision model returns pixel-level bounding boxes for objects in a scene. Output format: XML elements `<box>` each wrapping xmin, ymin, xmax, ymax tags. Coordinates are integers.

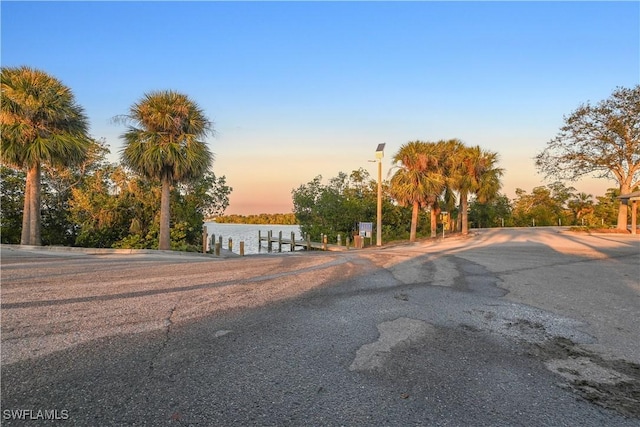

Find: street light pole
<box><xmin>375</xmin><ymin>143</ymin><xmax>385</xmax><ymax>247</ymax></box>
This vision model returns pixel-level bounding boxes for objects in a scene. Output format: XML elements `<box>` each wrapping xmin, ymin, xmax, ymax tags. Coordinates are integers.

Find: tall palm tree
<box><xmin>438</xmin><ymin>139</ymin><xmax>467</xmax><ymax>232</ymax></box>
<box><xmin>1</xmin><ymin>66</ymin><xmax>91</xmax><ymax>245</ymax></box>
<box><xmin>390</xmin><ymin>141</ymin><xmax>445</xmax><ymax>241</ymax></box>
<box><xmin>117</xmin><ymin>90</ymin><xmax>214</xmax><ymax>250</ymax></box>
<box><xmin>453</xmin><ymin>145</ymin><xmax>503</xmax><ymax>234</ymax></box>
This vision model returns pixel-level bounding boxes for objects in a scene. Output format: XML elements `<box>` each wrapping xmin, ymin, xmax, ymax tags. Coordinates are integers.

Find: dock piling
<box><xmin>256</xmin><ymin>229</ymin><xmax>349</xmax><ymax>252</ymax></box>
<box><xmin>202</xmin><ymin>226</ymin><xmax>208</xmax><ymax>254</ymax></box>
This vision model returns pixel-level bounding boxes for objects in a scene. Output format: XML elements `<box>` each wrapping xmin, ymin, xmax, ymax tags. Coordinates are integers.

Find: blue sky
<box><xmin>2</xmin><ymin>1</ymin><xmax>638</xmax><ymax>214</ymax></box>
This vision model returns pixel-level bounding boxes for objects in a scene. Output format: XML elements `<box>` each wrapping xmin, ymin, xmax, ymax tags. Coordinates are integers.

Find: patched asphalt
<box><xmin>1</xmin><ymin>228</ymin><xmax>639</xmax><ymax>426</ymax></box>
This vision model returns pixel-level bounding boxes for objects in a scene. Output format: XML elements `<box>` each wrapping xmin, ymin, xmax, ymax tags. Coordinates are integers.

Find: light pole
<box><xmin>375</xmin><ymin>143</ymin><xmax>385</xmax><ymax>246</ymax></box>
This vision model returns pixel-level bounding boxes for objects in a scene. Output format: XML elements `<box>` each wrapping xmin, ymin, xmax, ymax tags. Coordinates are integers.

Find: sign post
<box><xmin>440</xmin><ymin>212</ymin><xmax>449</xmax><ymax>239</ymax></box>
<box><xmin>359</xmin><ymin>222</ymin><xmax>373</xmax><ymax>247</ymax></box>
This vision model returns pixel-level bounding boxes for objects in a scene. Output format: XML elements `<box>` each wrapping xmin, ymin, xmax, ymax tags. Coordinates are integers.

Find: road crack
<box><xmin>147</xmin><ymin>305</ymin><xmax>177</xmax><ymax>376</ymax></box>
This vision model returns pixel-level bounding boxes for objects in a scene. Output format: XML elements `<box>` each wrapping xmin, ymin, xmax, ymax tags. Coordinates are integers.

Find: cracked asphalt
<box><xmin>1</xmin><ymin>228</ymin><xmax>639</xmax><ymax>426</ymax></box>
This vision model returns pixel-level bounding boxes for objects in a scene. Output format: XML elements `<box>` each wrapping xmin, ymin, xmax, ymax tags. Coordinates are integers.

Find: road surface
<box><xmin>1</xmin><ymin>228</ymin><xmax>639</xmax><ymax>425</ymax></box>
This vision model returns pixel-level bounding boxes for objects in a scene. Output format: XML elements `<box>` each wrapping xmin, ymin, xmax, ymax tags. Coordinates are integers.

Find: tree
<box><xmin>468</xmin><ymin>194</ymin><xmax>513</xmax><ymax>229</ymax></box>
<box><xmin>292</xmin><ymin>175</ymin><xmax>326</xmax><ymax>240</ymax></box>
<box><xmin>593</xmin><ymin>188</ymin><xmax>622</xmax><ymax>227</ymax></box>
<box><xmin>511</xmin><ymin>183</ymin><xmax>574</xmax><ymax>227</ymax></box>
<box><xmin>390</xmin><ymin>141</ymin><xmax>445</xmax><ymax>241</ymax></box>
<box><xmin>40</xmin><ymin>137</ymin><xmax>111</xmax><ymax>245</ymax></box>
<box><xmin>69</xmin><ymin>165</ymin><xmax>138</xmax><ymax>248</ymax></box>
<box><xmin>172</xmin><ymin>172</ymin><xmax>232</xmax><ymax>248</ymax></box>
<box><xmin>117</xmin><ymin>90</ymin><xmax>214</xmax><ymax>250</ymax></box>
<box><xmin>439</xmin><ymin>139</ymin><xmax>466</xmax><ymax>232</ymax></box>
<box><xmin>292</xmin><ymin>171</ymin><xmax>377</xmax><ymax>242</ymax></box>
<box><xmin>444</xmin><ymin>141</ymin><xmax>503</xmax><ymax>235</ymax></box>
<box><xmin>292</xmin><ymin>169</ymin><xmax>431</xmax><ymax>244</ymax></box>
<box><xmin>1</xmin><ymin>139</ymin><xmax>107</xmax><ymax>246</ymax></box>
<box><xmin>196</xmin><ymin>173</ymin><xmax>232</xmax><ymax>219</ymax></box>
<box><xmin>0</xmin><ymin>166</ymin><xmax>25</xmax><ymax>243</ymax></box>
<box><xmin>535</xmin><ymin>85</ymin><xmax>640</xmax><ymax>230</ymax></box>
<box><xmin>1</xmin><ymin>66</ymin><xmax>91</xmax><ymax>245</ymax></box>
<box><xmin>567</xmin><ymin>192</ymin><xmax>594</xmax><ymax>225</ymax></box>
<box><xmin>292</xmin><ymin>169</ymin><xmax>417</xmax><ymax>243</ymax></box>
<box><xmin>69</xmin><ymin>165</ymin><xmax>230</xmax><ymax>250</ymax></box>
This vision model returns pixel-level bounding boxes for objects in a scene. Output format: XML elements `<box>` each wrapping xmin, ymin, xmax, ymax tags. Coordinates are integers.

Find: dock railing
<box><xmin>201</xmin><ymin>226</ymin><xmax>354</xmax><ymax>256</ymax></box>
<box><xmin>258</xmin><ymin>231</ymin><xmax>352</xmax><ymax>252</ymax></box>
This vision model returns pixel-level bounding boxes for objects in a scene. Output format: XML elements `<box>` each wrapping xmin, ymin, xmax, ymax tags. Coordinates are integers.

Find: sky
<box><xmin>2</xmin><ymin>1</ymin><xmax>638</xmax><ymax>215</ymax></box>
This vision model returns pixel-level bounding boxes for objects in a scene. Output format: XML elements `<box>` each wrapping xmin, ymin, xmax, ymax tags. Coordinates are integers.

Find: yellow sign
<box><xmin>441</xmin><ymin>212</ymin><xmax>450</xmax><ymax>231</ymax></box>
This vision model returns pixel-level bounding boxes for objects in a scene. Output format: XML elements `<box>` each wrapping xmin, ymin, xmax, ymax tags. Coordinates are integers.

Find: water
<box><xmin>203</xmin><ymin>223</ymin><xmax>303</xmax><ymax>255</ymax></box>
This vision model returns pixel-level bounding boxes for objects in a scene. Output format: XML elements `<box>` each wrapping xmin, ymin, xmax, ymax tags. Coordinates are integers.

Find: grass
<box><xmin>568</xmin><ymin>226</ymin><xmax>631</xmax><ymax>234</ymax></box>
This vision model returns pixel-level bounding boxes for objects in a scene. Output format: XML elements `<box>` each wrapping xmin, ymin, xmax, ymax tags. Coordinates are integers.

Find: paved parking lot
<box><xmin>1</xmin><ymin>228</ymin><xmax>639</xmax><ymax>425</ymax></box>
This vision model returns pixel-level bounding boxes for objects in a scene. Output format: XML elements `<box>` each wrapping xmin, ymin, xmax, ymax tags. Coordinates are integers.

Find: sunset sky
<box><xmin>2</xmin><ymin>1</ymin><xmax>638</xmax><ymax>214</ymax></box>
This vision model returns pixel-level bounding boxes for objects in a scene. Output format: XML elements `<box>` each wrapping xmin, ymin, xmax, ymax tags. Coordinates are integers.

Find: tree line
<box><xmin>2</xmin><ymin>65</ymin><xmax>637</xmax><ymax>249</ymax></box>
<box><xmin>213</xmin><ymin>213</ymin><xmax>297</xmax><ymax>225</ymax></box>
<box><xmin>293</xmin><ymin>85</ymin><xmax>639</xmax><ymax>242</ymax></box>
<box><xmin>293</xmin><ymin>139</ymin><xmax>503</xmax><ymax>243</ymax></box>
<box><xmin>292</xmin><ymin>168</ymin><xmax>626</xmax><ymax>245</ymax></box>
<box><xmin>470</xmin><ymin>184</ymin><xmax>622</xmax><ymax>229</ymax></box>
<box><xmin>1</xmin><ymin>66</ymin><xmax>231</xmax><ymax>250</ymax></box>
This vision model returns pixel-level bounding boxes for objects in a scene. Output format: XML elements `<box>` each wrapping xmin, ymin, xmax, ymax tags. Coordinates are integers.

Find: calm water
<box><xmin>203</xmin><ymin>223</ymin><xmax>303</xmax><ymax>255</ymax></box>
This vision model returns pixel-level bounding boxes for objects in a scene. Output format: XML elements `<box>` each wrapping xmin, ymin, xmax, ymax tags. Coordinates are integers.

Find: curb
<box><xmin>0</xmin><ymin>244</ymin><xmax>238</xmax><ymax>259</ymax></box>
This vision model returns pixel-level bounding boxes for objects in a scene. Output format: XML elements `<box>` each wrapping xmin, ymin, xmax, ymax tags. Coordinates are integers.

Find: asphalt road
<box><xmin>1</xmin><ymin>228</ymin><xmax>639</xmax><ymax>426</ymax></box>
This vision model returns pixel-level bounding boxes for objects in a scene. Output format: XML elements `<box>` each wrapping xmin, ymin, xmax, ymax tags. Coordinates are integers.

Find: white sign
<box><xmin>359</xmin><ymin>222</ymin><xmax>373</xmax><ymax>238</ymax></box>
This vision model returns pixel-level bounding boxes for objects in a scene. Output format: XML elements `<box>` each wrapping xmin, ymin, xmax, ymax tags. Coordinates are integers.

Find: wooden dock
<box><xmin>258</xmin><ymin>230</ymin><xmax>348</xmax><ymax>252</ymax></box>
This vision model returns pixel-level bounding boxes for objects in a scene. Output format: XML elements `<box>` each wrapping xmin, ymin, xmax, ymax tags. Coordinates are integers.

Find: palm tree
<box><xmin>438</xmin><ymin>139</ymin><xmax>467</xmax><ymax>232</ymax></box>
<box><xmin>390</xmin><ymin>141</ymin><xmax>445</xmax><ymax>241</ymax></box>
<box><xmin>117</xmin><ymin>90</ymin><xmax>214</xmax><ymax>250</ymax></box>
<box><xmin>568</xmin><ymin>192</ymin><xmax>594</xmax><ymax>224</ymax></box>
<box><xmin>452</xmin><ymin>145</ymin><xmax>503</xmax><ymax>234</ymax></box>
<box><xmin>1</xmin><ymin>66</ymin><xmax>91</xmax><ymax>245</ymax></box>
